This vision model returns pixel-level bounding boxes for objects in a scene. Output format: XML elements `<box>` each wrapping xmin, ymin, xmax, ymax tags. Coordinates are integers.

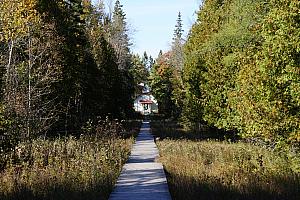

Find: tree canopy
<box><xmin>0</xmin><ymin>0</ymin><xmax>138</xmax><ymax>148</ymax></box>
<box><xmin>182</xmin><ymin>0</ymin><xmax>300</xmax><ymax>144</ymax></box>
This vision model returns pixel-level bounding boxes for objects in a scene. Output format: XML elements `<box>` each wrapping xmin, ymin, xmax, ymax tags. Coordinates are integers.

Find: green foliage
<box><xmin>235</xmin><ymin>0</ymin><xmax>300</xmax><ymax>142</ymax></box>
<box><xmin>183</xmin><ymin>0</ymin><xmax>300</xmax><ymax>144</ymax></box>
<box><xmin>173</xmin><ymin>12</ymin><xmax>184</xmax><ymax>43</ymax></box>
<box><xmin>107</xmin><ymin>0</ymin><xmax>135</xmax><ymax>117</ymax></box>
<box><xmin>184</xmin><ymin>0</ymin><xmax>267</xmax><ymax>130</ymax></box>
<box><xmin>130</xmin><ymin>54</ymin><xmax>149</xmax><ymax>92</ymax></box>
<box><xmin>38</xmin><ymin>0</ymin><xmax>104</xmax><ymax>128</ymax></box>
<box><xmin>150</xmin><ymin>52</ymin><xmax>178</xmax><ymax>117</ymax></box>
<box><xmin>0</xmin><ymin>0</ymin><xmax>138</xmax><ymax>144</ymax></box>
<box><xmin>150</xmin><ymin>13</ymin><xmax>185</xmax><ymax>119</ymax></box>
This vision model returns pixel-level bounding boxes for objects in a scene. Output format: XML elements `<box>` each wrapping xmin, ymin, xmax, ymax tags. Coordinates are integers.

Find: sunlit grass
<box><xmin>0</xmin><ymin>120</ymin><xmax>141</xmax><ymax>200</ymax></box>
<box><xmin>152</xmin><ymin>121</ymin><xmax>300</xmax><ymax>200</ymax></box>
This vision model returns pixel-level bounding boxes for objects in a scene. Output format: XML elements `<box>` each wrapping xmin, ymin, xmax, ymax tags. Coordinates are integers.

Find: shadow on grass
<box><xmin>0</xmin><ymin>180</ymin><xmax>114</xmax><ymax>200</ymax></box>
<box><xmin>152</xmin><ymin>120</ymin><xmax>300</xmax><ymax>200</ymax></box>
<box><xmin>165</xmin><ymin>171</ymin><xmax>300</xmax><ymax>200</ymax></box>
<box><xmin>150</xmin><ymin>120</ymin><xmax>239</xmax><ymax>142</ymax></box>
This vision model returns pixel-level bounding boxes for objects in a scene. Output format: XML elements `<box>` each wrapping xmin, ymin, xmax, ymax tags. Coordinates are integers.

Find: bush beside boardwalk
<box><xmin>152</xmin><ymin>121</ymin><xmax>300</xmax><ymax>200</ymax></box>
<box><xmin>0</xmin><ymin>120</ymin><xmax>141</xmax><ymax>200</ymax></box>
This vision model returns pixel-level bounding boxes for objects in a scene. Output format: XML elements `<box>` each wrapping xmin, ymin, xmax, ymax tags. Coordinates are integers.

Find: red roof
<box><xmin>139</xmin><ymin>99</ymin><xmax>153</xmax><ymax>104</ymax></box>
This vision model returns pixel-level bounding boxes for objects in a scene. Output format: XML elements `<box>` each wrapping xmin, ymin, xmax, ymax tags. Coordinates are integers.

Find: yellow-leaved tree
<box><xmin>0</xmin><ymin>0</ymin><xmax>63</xmax><ymax>142</ymax></box>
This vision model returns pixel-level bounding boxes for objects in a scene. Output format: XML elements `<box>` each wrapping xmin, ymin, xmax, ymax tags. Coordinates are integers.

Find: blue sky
<box><xmin>105</xmin><ymin>0</ymin><xmax>201</xmax><ymax>58</ymax></box>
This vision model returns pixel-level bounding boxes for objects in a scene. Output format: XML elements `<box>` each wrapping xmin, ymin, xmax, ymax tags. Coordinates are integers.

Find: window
<box><xmin>143</xmin><ymin>104</ymin><xmax>149</xmax><ymax>110</ymax></box>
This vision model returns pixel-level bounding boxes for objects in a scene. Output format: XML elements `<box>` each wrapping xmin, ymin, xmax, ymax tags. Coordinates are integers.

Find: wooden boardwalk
<box><xmin>109</xmin><ymin>121</ymin><xmax>172</xmax><ymax>200</ymax></box>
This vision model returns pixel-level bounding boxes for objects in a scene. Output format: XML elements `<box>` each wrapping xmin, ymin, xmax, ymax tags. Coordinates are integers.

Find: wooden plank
<box><xmin>109</xmin><ymin>121</ymin><xmax>172</xmax><ymax>200</ymax></box>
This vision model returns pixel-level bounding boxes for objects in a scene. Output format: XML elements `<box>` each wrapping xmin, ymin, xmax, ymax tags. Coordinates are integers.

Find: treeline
<box><xmin>150</xmin><ymin>12</ymin><xmax>185</xmax><ymax>118</ymax></box>
<box><xmin>0</xmin><ymin>0</ymin><xmax>148</xmax><ymax>150</ymax></box>
<box><xmin>151</xmin><ymin>0</ymin><xmax>300</xmax><ymax>145</ymax></box>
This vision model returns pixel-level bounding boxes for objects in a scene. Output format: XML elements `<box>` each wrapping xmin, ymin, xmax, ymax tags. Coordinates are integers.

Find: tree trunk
<box><xmin>27</xmin><ymin>36</ymin><xmax>32</xmax><ymax>138</ymax></box>
<box><xmin>6</xmin><ymin>40</ymin><xmax>14</xmax><ymax>84</ymax></box>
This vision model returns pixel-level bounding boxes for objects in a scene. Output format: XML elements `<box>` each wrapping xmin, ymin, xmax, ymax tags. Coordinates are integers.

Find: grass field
<box><xmin>152</xmin><ymin>121</ymin><xmax>300</xmax><ymax>200</ymax></box>
<box><xmin>0</xmin><ymin>120</ymin><xmax>141</xmax><ymax>200</ymax></box>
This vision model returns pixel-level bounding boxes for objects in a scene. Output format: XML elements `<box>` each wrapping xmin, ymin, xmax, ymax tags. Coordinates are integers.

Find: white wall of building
<box><xmin>134</xmin><ymin>94</ymin><xmax>158</xmax><ymax>115</ymax></box>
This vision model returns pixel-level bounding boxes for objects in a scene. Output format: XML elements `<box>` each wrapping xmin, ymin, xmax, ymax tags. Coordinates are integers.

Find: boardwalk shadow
<box><xmin>111</xmin><ymin>167</ymin><xmax>171</xmax><ymax>200</ymax></box>
<box><xmin>128</xmin><ymin>157</ymin><xmax>156</xmax><ymax>163</ymax></box>
<box><xmin>115</xmin><ymin>168</ymin><xmax>168</xmax><ymax>188</ymax></box>
<box><xmin>109</xmin><ymin>121</ymin><xmax>172</xmax><ymax>200</ymax></box>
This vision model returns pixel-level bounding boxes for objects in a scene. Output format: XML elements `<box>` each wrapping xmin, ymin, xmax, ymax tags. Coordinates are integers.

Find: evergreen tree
<box><xmin>109</xmin><ymin>0</ymin><xmax>132</xmax><ymax>71</ymax></box>
<box><xmin>173</xmin><ymin>12</ymin><xmax>184</xmax><ymax>44</ymax></box>
<box><xmin>148</xmin><ymin>55</ymin><xmax>155</xmax><ymax>71</ymax></box>
<box><xmin>38</xmin><ymin>0</ymin><xmax>103</xmax><ymax>131</ymax></box>
<box><xmin>131</xmin><ymin>54</ymin><xmax>149</xmax><ymax>95</ymax></box>
<box><xmin>150</xmin><ymin>13</ymin><xmax>185</xmax><ymax>119</ymax></box>
<box><xmin>82</xmin><ymin>0</ymin><xmax>122</xmax><ymax>117</ymax></box>
<box><xmin>171</xmin><ymin>12</ymin><xmax>185</xmax><ymax>119</ymax></box>
<box><xmin>142</xmin><ymin>51</ymin><xmax>149</xmax><ymax>69</ymax></box>
<box><xmin>83</xmin><ymin>0</ymin><xmax>135</xmax><ymax>118</ymax></box>
<box><xmin>171</xmin><ymin>12</ymin><xmax>184</xmax><ymax>70</ymax></box>
<box><xmin>109</xmin><ymin>0</ymin><xmax>135</xmax><ymax>117</ymax></box>
<box><xmin>150</xmin><ymin>52</ymin><xmax>177</xmax><ymax>117</ymax></box>
<box><xmin>158</xmin><ymin>50</ymin><xmax>163</xmax><ymax>58</ymax></box>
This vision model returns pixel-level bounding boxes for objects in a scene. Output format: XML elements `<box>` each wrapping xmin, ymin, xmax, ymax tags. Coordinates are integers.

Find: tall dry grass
<box><xmin>0</xmin><ymin>120</ymin><xmax>141</xmax><ymax>200</ymax></box>
<box><xmin>152</xmin><ymin>121</ymin><xmax>300</xmax><ymax>200</ymax></box>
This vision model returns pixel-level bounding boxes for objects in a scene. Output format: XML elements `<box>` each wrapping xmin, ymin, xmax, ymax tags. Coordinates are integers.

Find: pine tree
<box><xmin>142</xmin><ymin>51</ymin><xmax>149</xmax><ymax>67</ymax></box>
<box><xmin>131</xmin><ymin>54</ymin><xmax>149</xmax><ymax>90</ymax></box>
<box><xmin>110</xmin><ymin>0</ymin><xmax>132</xmax><ymax>71</ymax></box>
<box><xmin>158</xmin><ymin>50</ymin><xmax>163</xmax><ymax>58</ymax></box>
<box><xmin>83</xmin><ymin>0</ymin><xmax>136</xmax><ymax>118</ymax></box>
<box><xmin>148</xmin><ymin>55</ymin><xmax>155</xmax><ymax>70</ymax></box>
<box><xmin>173</xmin><ymin>12</ymin><xmax>184</xmax><ymax>43</ymax></box>
<box><xmin>108</xmin><ymin>0</ymin><xmax>134</xmax><ymax>117</ymax></box>
<box><xmin>171</xmin><ymin>12</ymin><xmax>184</xmax><ymax>70</ymax></box>
<box><xmin>38</xmin><ymin>0</ymin><xmax>105</xmax><ymax>131</ymax></box>
<box><xmin>170</xmin><ymin>12</ymin><xmax>185</xmax><ymax>118</ymax></box>
<box><xmin>149</xmin><ymin>13</ymin><xmax>185</xmax><ymax>119</ymax></box>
